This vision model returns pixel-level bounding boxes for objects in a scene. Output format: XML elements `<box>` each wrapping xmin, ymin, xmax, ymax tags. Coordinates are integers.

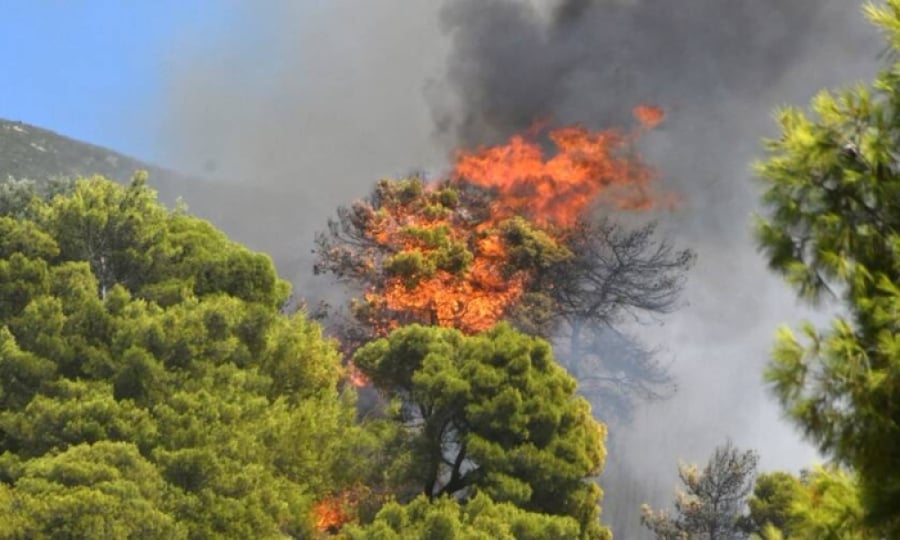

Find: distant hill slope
<box><xmin>0</xmin><ymin>119</ymin><xmax>179</xmax><ymax>186</ymax></box>
<box><xmin>0</xmin><ymin>118</ymin><xmax>312</xmax><ymax>286</ymax></box>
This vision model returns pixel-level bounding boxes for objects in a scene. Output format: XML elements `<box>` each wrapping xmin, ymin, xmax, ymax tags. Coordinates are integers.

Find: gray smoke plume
<box><xmin>155</xmin><ymin>1</ymin><xmax>882</xmax><ymax>537</ymax></box>
<box><xmin>431</xmin><ymin>0</ymin><xmax>874</xmax><ymax>238</ymax></box>
<box><xmin>155</xmin><ymin>1</ymin><xmax>450</xmax><ymax>291</ymax></box>
<box><xmin>427</xmin><ymin>1</ymin><xmax>881</xmax><ymax>536</ymax></box>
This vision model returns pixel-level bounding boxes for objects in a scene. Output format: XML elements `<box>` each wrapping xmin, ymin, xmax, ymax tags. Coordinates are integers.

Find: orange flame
<box><xmin>348</xmin><ymin>108</ymin><xmax>666</xmax><ymax>338</ymax></box>
<box><xmin>313</xmin><ymin>492</ymin><xmax>353</xmax><ymax>533</ymax></box>
<box><xmin>452</xmin><ymin>112</ymin><xmax>663</xmax><ymax>227</ymax></box>
<box><xmin>361</xmin><ymin>238</ymin><xmax>526</xmax><ymax>335</ymax></box>
<box><xmin>633</xmin><ymin>105</ymin><xmax>665</xmax><ymax>129</ymax></box>
<box><xmin>346</xmin><ymin>362</ymin><xmax>369</xmax><ymax>388</ymax></box>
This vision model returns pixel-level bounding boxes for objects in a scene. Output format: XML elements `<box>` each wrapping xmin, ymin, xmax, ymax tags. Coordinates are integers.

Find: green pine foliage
<box><xmin>744</xmin><ymin>471</ymin><xmax>807</xmax><ymax>537</ymax></box>
<box><xmin>755</xmin><ymin>1</ymin><xmax>900</xmax><ymax>534</ymax></box>
<box><xmin>747</xmin><ymin>467</ymin><xmax>876</xmax><ymax>540</ymax></box>
<box><xmin>0</xmin><ymin>174</ymin><xmax>617</xmax><ymax>537</ymax></box>
<box><xmin>342</xmin><ymin>493</ymin><xmax>582</xmax><ymax>540</ymax></box>
<box><xmin>353</xmin><ymin>323</ymin><xmax>611</xmax><ymax>539</ymax></box>
<box><xmin>0</xmin><ymin>175</ymin><xmax>364</xmax><ymax>537</ymax></box>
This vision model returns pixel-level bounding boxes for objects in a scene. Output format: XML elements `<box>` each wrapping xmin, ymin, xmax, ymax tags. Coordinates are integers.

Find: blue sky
<box><xmin>0</xmin><ymin>2</ymin><xmax>247</xmax><ymax>163</ymax></box>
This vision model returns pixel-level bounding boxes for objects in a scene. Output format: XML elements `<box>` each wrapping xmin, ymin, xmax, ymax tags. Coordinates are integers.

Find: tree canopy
<box><xmin>353</xmin><ymin>323</ymin><xmax>611</xmax><ymax>539</ymax></box>
<box><xmin>0</xmin><ymin>174</ymin><xmax>618</xmax><ymax>537</ymax></box>
<box><xmin>744</xmin><ymin>467</ymin><xmax>879</xmax><ymax>540</ymax></box>
<box><xmin>754</xmin><ymin>1</ymin><xmax>900</xmax><ymax>533</ymax></box>
<box><xmin>342</xmin><ymin>493</ymin><xmax>583</xmax><ymax>540</ymax></box>
<box><xmin>0</xmin><ymin>175</ymin><xmax>366</xmax><ymax>537</ymax></box>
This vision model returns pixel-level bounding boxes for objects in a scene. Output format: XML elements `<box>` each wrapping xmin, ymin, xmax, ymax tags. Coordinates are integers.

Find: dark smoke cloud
<box><xmin>431</xmin><ymin>0</ymin><xmax>873</xmax><ymax>240</ymax></box>
<box><xmin>155</xmin><ymin>1</ymin><xmax>882</xmax><ymax>537</ymax></box>
<box><xmin>436</xmin><ymin>0</ymin><xmax>816</xmax><ymax>141</ymax></box>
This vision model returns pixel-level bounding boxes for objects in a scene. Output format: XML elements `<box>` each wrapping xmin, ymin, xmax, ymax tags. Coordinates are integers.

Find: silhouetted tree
<box><xmin>641</xmin><ymin>441</ymin><xmax>758</xmax><ymax>540</ymax></box>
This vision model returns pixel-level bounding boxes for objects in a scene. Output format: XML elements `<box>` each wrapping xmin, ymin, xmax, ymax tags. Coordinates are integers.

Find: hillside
<box><xmin>0</xmin><ymin>119</ymin><xmax>182</xmax><ymax>187</ymax></box>
<box><xmin>0</xmin><ymin>118</ymin><xmax>312</xmax><ymax>284</ymax></box>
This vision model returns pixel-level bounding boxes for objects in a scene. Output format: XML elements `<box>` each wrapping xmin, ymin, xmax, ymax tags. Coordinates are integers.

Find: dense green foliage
<box><xmin>754</xmin><ymin>1</ymin><xmax>900</xmax><ymax>534</ymax></box>
<box><xmin>353</xmin><ymin>323</ymin><xmax>610</xmax><ymax>539</ymax></box>
<box><xmin>342</xmin><ymin>493</ymin><xmax>582</xmax><ymax>540</ymax></box>
<box><xmin>0</xmin><ymin>175</ymin><xmax>621</xmax><ymax>537</ymax></box>
<box><xmin>0</xmin><ymin>176</ymin><xmax>365</xmax><ymax>537</ymax></box>
<box><xmin>743</xmin><ymin>472</ymin><xmax>806</xmax><ymax>537</ymax></box>
<box><xmin>747</xmin><ymin>467</ymin><xmax>882</xmax><ymax>539</ymax></box>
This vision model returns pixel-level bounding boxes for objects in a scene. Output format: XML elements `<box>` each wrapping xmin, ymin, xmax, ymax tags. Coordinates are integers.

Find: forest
<box><xmin>1</xmin><ymin>2</ymin><xmax>900</xmax><ymax>539</ymax></box>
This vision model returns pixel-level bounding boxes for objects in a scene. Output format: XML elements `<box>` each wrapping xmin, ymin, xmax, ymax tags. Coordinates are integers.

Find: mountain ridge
<box><xmin>0</xmin><ymin>117</ymin><xmax>313</xmax><ymax>285</ymax></box>
<box><xmin>0</xmin><ymin>118</ymin><xmax>182</xmax><ymax>188</ymax></box>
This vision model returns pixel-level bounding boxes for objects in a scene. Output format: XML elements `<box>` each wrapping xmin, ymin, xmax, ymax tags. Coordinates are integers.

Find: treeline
<box><xmin>0</xmin><ymin>175</ymin><xmax>614</xmax><ymax>538</ymax></box>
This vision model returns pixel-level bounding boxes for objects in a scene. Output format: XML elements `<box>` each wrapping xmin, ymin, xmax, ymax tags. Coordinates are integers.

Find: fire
<box><xmin>376</xmin><ymin>267</ymin><xmax>525</xmax><ymax>334</ymax></box>
<box><xmin>313</xmin><ymin>492</ymin><xmax>352</xmax><ymax>533</ymax></box>
<box><xmin>360</xmin><ymin>216</ymin><xmax>527</xmax><ymax>335</ymax></box>
<box><xmin>312</xmin><ymin>485</ymin><xmax>382</xmax><ymax>534</ymax></box>
<box><xmin>346</xmin><ymin>362</ymin><xmax>369</xmax><ymax>388</ymax></box>
<box><xmin>633</xmin><ymin>105</ymin><xmax>665</xmax><ymax>129</ymax></box>
<box><xmin>321</xmin><ymin>108</ymin><xmax>667</xmax><ymax>339</ymax></box>
<box><xmin>452</xmin><ymin>108</ymin><xmax>665</xmax><ymax>227</ymax></box>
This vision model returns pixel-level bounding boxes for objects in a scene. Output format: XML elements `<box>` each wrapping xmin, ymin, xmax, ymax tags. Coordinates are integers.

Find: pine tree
<box><xmin>641</xmin><ymin>441</ymin><xmax>758</xmax><ymax>540</ymax></box>
<box><xmin>754</xmin><ymin>2</ymin><xmax>900</xmax><ymax>533</ymax></box>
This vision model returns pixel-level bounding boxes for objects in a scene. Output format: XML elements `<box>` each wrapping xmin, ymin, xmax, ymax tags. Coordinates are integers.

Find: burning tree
<box><xmin>314</xmin><ymin>108</ymin><xmax>694</xmax><ymax>419</ymax></box>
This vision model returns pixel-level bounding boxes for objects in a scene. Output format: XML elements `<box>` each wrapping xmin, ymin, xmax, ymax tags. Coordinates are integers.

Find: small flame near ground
<box><xmin>313</xmin><ymin>492</ymin><xmax>354</xmax><ymax>534</ymax></box>
<box><xmin>313</xmin><ymin>485</ymin><xmax>387</xmax><ymax>534</ymax></box>
<box><xmin>347</xmin><ymin>362</ymin><xmax>368</xmax><ymax>388</ymax></box>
